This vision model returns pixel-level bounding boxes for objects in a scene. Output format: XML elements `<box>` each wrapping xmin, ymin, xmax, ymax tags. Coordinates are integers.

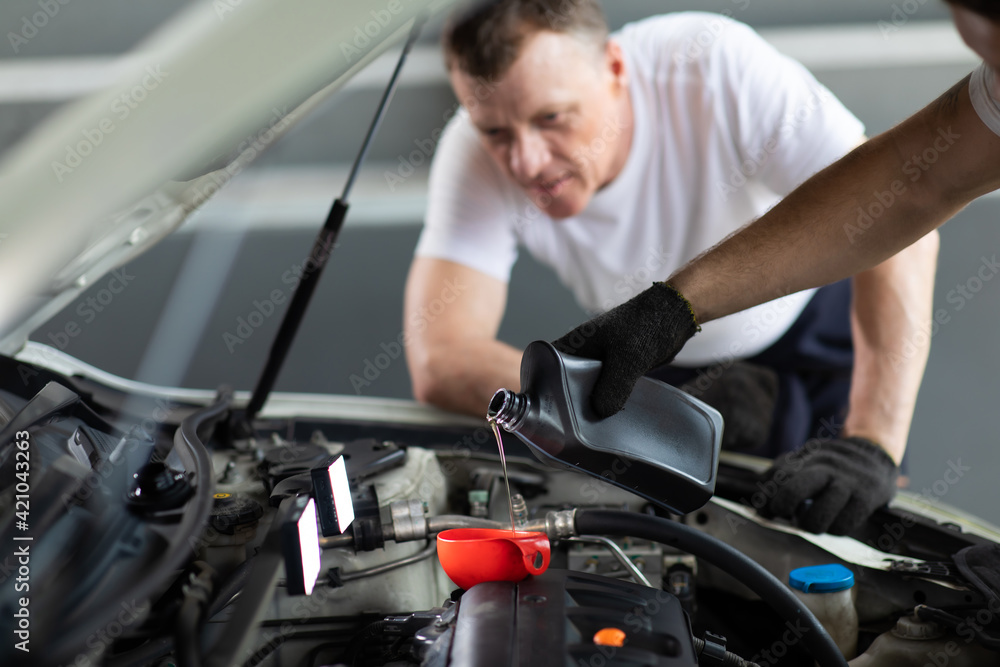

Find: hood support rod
<box><xmin>241</xmin><ymin>15</ymin><xmax>426</xmax><ymax>427</ymax></box>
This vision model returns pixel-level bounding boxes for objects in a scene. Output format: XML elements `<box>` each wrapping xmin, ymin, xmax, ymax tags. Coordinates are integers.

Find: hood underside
<box><xmin>0</xmin><ymin>0</ymin><xmax>460</xmax><ymax>355</ymax></box>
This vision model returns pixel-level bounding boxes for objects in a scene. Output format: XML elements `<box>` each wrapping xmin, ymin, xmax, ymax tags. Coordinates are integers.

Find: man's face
<box><xmin>951</xmin><ymin>5</ymin><xmax>1000</xmax><ymax>81</ymax></box>
<box><xmin>449</xmin><ymin>30</ymin><xmax>632</xmax><ymax>219</ymax></box>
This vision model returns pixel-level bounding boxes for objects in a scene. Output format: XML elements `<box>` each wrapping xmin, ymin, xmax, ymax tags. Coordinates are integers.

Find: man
<box><xmin>552</xmin><ymin>0</ymin><xmax>1000</xmax><ymax>533</ymax></box>
<box><xmin>404</xmin><ymin>0</ymin><xmax>939</xmax><ymax>535</ymax></box>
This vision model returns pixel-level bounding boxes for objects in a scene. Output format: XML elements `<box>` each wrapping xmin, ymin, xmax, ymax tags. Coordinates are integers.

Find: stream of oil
<box><xmin>489</xmin><ymin>419</ymin><xmax>517</xmax><ymax>533</ymax></box>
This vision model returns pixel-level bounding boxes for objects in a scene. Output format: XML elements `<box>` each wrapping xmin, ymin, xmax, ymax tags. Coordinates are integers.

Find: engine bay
<box><xmin>2</xmin><ymin>352</ymin><xmax>1000</xmax><ymax>667</ymax></box>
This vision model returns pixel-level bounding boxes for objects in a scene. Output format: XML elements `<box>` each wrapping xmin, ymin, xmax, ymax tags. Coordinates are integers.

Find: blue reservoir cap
<box><xmin>788</xmin><ymin>564</ymin><xmax>855</xmax><ymax>593</ymax></box>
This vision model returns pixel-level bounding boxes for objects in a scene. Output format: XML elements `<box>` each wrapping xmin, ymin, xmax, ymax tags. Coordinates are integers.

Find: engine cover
<box><xmin>430</xmin><ymin>569</ymin><xmax>697</xmax><ymax>666</ymax></box>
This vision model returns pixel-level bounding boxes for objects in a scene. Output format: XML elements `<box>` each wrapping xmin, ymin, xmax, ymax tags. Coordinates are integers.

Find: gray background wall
<box><xmin>5</xmin><ymin>1</ymin><xmax>1000</xmax><ymax>525</ymax></box>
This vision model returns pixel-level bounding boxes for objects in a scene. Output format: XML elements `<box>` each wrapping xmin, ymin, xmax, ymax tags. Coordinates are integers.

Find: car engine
<box><xmin>2</xmin><ymin>352</ymin><xmax>1000</xmax><ymax>667</ymax></box>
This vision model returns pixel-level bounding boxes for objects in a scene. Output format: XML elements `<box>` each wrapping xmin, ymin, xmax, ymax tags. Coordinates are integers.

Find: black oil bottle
<box><xmin>488</xmin><ymin>341</ymin><xmax>724</xmax><ymax>515</ymax></box>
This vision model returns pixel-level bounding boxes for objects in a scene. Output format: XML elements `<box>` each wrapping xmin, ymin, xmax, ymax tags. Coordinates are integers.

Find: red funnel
<box><xmin>437</xmin><ymin>528</ymin><xmax>550</xmax><ymax>590</ymax></box>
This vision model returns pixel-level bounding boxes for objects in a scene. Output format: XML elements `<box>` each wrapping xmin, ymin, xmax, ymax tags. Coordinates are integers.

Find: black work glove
<box><xmin>758</xmin><ymin>436</ymin><xmax>899</xmax><ymax>535</ymax></box>
<box><xmin>680</xmin><ymin>362</ymin><xmax>778</xmax><ymax>452</ymax></box>
<box><xmin>551</xmin><ymin>282</ymin><xmax>699</xmax><ymax>418</ymax></box>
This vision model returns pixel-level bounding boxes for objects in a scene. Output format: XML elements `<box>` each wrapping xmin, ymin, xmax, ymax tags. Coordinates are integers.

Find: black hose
<box><xmin>48</xmin><ymin>390</ymin><xmax>227</xmax><ymax>661</ymax></box>
<box><xmin>574</xmin><ymin>509</ymin><xmax>848</xmax><ymax>667</ymax></box>
<box><xmin>916</xmin><ymin>605</ymin><xmax>1000</xmax><ymax>650</ymax></box>
<box><xmin>176</xmin><ymin>562</ymin><xmax>216</xmax><ymax>667</ymax></box>
<box><xmin>207</xmin><ymin>555</ymin><xmax>256</xmax><ymax>619</ymax></box>
<box><xmin>340</xmin><ymin>542</ymin><xmax>437</xmax><ymax>583</ymax></box>
<box><xmin>176</xmin><ymin>593</ymin><xmax>204</xmax><ymax>667</ymax></box>
<box><xmin>693</xmin><ymin>637</ymin><xmax>761</xmax><ymax>667</ymax></box>
<box><xmin>345</xmin><ymin>620</ymin><xmax>389</xmax><ymax>667</ymax></box>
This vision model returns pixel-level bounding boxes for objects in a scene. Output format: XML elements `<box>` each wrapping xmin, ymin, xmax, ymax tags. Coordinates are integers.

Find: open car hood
<box><xmin>0</xmin><ymin>0</ymin><xmax>458</xmax><ymax>355</ymax></box>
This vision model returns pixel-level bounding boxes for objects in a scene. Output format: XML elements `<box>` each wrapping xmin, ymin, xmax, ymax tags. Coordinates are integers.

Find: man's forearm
<box><xmin>669</xmin><ymin>75</ymin><xmax>1000</xmax><ymax>324</ymax></box>
<box><xmin>409</xmin><ymin>337</ymin><xmax>523</xmax><ymax>418</ymax></box>
<box><xmin>841</xmin><ymin>232</ymin><xmax>939</xmax><ymax>464</ymax></box>
<box><xmin>404</xmin><ymin>257</ymin><xmax>522</xmax><ymax>418</ymax></box>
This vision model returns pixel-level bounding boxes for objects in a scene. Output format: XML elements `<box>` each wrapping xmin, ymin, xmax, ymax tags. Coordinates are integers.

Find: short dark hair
<box><xmin>443</xmin><ymin>0</ymin><xmax>609</xmax><ymax>79</ymax></box>
<box><xmin>945</xmin><ymin>0</ymin><xmax>1000</xmax><ymax>20</ymax></box>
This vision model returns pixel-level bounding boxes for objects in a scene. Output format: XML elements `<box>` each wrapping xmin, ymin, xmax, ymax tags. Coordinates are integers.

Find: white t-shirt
<box><xmin>970</xmin><ymin>62</ymin><xmax>1000</xmax><ymax>136</ymax></box>
<box><xmin>416</xmin><ymin>13</ymin><xmax>865</xmax><ymax>366</ymax></box>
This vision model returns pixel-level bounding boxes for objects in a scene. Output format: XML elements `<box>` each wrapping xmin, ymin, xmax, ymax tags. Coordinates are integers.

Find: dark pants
<box><xmin>650</xmin><ymin>280</ymin><xmax>854</xmax><ymax>458</ymax></box>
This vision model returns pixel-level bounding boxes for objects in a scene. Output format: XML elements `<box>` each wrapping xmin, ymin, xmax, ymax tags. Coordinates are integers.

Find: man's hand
<box><xmin>758</xmin><ymin>437</ymin><xmax>898</xmax><ymax>535</ymax></box>
<box><xmin>552</xmin><ymin>282</ymin><xmax>699</xmax><ymax>417</ymax></box>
